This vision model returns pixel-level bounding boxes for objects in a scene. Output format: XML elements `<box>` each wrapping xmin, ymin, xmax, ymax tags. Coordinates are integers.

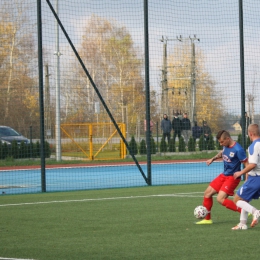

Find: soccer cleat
<box><xmin>251</xmin><ymin>210</ymin><xmax>260</xmax><ymax>228</ymax></box>
<box><xmin>195</xmin><ymin>219</ymin><xmax>213</xmax><ymax>224</ymax></box>
<box><xmin>231</xmin><ymin>223</ymin><xmax>248</xmax><ymax>230</ymax></box>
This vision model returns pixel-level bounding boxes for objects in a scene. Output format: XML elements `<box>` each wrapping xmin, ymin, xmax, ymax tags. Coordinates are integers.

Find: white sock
<box><xmin>240</xmin><ymin>209</ymin><xmax>248</xmax><ymax>225</ymax></box>
<box><xmin>236</xmin><ymin>200</ymin><xmax>256</xmax><ymax>214</ymax></box>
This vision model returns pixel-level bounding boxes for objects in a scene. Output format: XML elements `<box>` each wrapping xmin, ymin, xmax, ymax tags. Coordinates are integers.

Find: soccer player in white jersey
<box><xmin>232</xmin><ymin>124</ymin><xmax>260</xmax><ymax>230</ymax></box>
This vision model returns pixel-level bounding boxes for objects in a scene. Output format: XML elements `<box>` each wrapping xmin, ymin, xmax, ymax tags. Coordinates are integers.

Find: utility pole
<box><xmin>160</xmin><ymin>36</ymin><xmax>182</xmax><ymax>116</ymax></box>
<box><xmin>160</xmin><ymin>35</ymin><xmax>199</xmax><ymax>123</ymax></box>
<box><xmin>189</xmin><ymin>35</ymin><xmax>200</xmax><ymax>125</ymax></box>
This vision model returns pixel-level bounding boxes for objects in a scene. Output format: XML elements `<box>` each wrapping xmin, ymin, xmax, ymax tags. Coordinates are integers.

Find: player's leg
<box><xmin>232</xmin><ymin>208</ymin><xmax>248</xmax><ymax>230</ymax></box>
<box><xmin>196</xmin><ymin>185</ymin><xmax>217</xmax><ymax>224</ymax></box>
<box><xmin>235</xmin><ymin>177</ymin><xmax>260</xmax><ymax>227</ymax></box>
<box><xmin>232</xmin><ymin>192</ymin><xmax>254</xmax><ymax>229</ymax></box>
<box><xmin>236</xmin><ymin>200</ymin><xmax>260</xmax><ymax>227</ymax></box>
<box><xmin>204</xmin><ymin>173</ymin><xmax>224</xmax><ymax>218</ymax></box>
<box><xmin>218</xmin><ymin>176</ymin><xmax>241</xmax><ymax>212</ymax></box>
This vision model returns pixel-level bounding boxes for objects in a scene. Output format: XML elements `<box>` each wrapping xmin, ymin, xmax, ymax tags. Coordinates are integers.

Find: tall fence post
<box><xmin>144</xmin><ymin>0</ymin><xmax>151</xmax><ymax>185</ymax></box>
<box><xmin>239</xmin><ymin>0</ymin><xmax>246</xmax><ymax>181</ymax></box>
<box><xmin>37</xmin><ymin>0</ymin><xmax>46</xmax><ymax>192</ymax></box>
<box><xmin>239</xmin><ymin>0</ymin><xmax>246</xmax><ymax>149</ymax></box>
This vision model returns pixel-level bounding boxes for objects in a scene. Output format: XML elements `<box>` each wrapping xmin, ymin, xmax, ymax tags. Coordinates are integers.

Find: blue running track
<box><xmin>0</xmin><ymin>162</ymin><xmax>223</xmax><ymax>194</ymax></box>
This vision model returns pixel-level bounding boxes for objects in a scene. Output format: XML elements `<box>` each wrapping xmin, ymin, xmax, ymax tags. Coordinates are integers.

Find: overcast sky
<box><xmin>43</xmin><ymin>0</ymin><xmax>260</xmax><ymax>115</ymax></box>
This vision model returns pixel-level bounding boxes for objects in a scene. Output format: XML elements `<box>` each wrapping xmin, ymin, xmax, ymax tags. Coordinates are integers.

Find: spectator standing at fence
<box><xmin>192</xmin><ymin>121</ymin><xmax>201</xmax><ymax>141</ymax></box>
<box><xmin>181</xmin><ymin>112</ymin><xmax>191</xmax><ymax>145</ymax></box>
<box><xmin>202</xmin><ymin>121</ymin><xmax>211</xmax><ymax>143</ymax></box>
<box><xmin>161</xmin><ymin>114</ymin><xmax>171</xmax><ymax>144</ymax></box>
<box><xmin>172</xmin><ymin>112</ymin><xmax>182</xmax><ymax>142</ymax></box>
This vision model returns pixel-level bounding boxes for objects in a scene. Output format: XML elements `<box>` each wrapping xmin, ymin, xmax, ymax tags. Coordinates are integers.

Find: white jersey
<box><xmin>248</xmin><ymin>138</ymin><xmax>260</xmax><ymax>176</ymax></box>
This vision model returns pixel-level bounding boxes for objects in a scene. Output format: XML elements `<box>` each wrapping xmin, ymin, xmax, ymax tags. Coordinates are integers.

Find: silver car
<box><xmin>0</xmin><ymin>126</ymin><xmax>30</xmax><ymax>145</ymax></box>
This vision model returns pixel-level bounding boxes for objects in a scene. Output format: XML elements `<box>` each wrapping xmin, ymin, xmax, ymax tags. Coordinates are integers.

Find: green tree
<box><xmin>216</xmin><ymin>139</ymin><xmax>221</xmax><ymax>150</ymax></box>
<box><xmin>19</xmin><ymin>141</ymin><xmax>27</xmax><ymax>158</ymax></box>
<box><xmin>139</xmin><ymin>139</ymin><xmax>147</xmax><ymax>155</ymax></box>
<box><xmin>44</xmin><ymin>141</ymin><xmax>51</xmax><ymax>158</ymax></box>
<box><xmin>11</xmin><ymin>140</ymin><xmax>19</xmax><ymax>159</ymax></box>
<box><xmin>129</xmin><ymin>136</ymin><xmax>138</xmax><ymax>155</ymax></box>
<box><xmin>34</xmin><ymin>141</ymin><xmax>40</xmax><ymax>158</ymax></box>
<box><xmin>150</xmin><ymin>137</ymin><xmax>156</xmax><ymax>154</ymax></box>
<box><xmin>237</xmin><ymin>134</ymin><xmax>242</xmax><ymax>146</ymax></box>
<box><xmin>160</xmin><ymin>139</ymin><xmax>167</xmax><ymax>153</ymax></box>
<box><xmin>3</xmin><ymin>143</ymin><xmax>8</xmax><ymax>159</ymax></box>
<box><xmin>0</xmin><ymin>142</ymin><xmax>3</xmax><ymax>159</ymax></box>
<box><xmin>237</xmin><ymin>134</ymin><xmax>250</xmax><ymax>148</ymax></box>
<box><xmin>168</xmin><ymin>138</ymin><xmax>176</xmax><ymax>152</ymax></box>
<box><xmin>207</xmin><ymin>134</ymin><xmax>215</xmax><ymax>150</ymax></box>
<box><xmin>188</xmin><ymin>136</ymin><xmax>196</xmax><ymax>152</ymax></box>
<box><xmin>246</xmin><ymin>136</ymin><xmax>252</xmax><ymax>148</ymax></box>
<box><xmin>178</xmin><ymin>136</ymin><xmax>186</xmax><ymax>152</ymax></box>
<box><xmin>198</xmin><ymin>135</ymin><xmax>206</xmax><ymax>151</ymax></box>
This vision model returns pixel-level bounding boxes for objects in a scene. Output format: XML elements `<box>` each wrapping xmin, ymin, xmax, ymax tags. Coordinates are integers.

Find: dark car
<box><xmin>0</xmin><ymin>126</ymin><xmax>30</xmax><ymax>145</ymax></box>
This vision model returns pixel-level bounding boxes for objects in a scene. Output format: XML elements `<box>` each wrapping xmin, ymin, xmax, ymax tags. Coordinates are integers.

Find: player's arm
<box><xmin>206</xmin><ymin>150</ymin><xmax>222</xmax><ymax>166</ymax></box>
<box><xmin>233</xmin><ymin>162</ymin><xmax>256</xmax><ymax>179</ymax></box>
<box><xmin>243</xmin><ymin>161</ymin><xmax>249</xmax><ymax>181</ymax></box>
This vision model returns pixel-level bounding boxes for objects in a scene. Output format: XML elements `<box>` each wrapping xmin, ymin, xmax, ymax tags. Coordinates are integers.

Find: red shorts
<box><xmin>210</xmin><ymin>173</ymin><xmax>241</xmax><ymax>196</ymax></box>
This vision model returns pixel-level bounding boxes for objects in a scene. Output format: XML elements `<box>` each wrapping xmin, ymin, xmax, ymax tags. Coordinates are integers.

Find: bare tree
<box><xmin>61</xmin><ymin>14</ymin><xmax>146</xmax><ymax>136</ymax></box>
<box><xmin>0</xmin><ymin>0</ymin><xmax>37</xmax><ymax>133</ymax></box>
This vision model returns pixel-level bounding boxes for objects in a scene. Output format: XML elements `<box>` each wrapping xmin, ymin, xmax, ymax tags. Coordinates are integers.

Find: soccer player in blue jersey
<box><xmin>196</xmin><ymin>130</ymin><xmax>247</xmax><ymax>224</ymax></box>
<box><xmin>232</xmin><ymin>124</ymin><xmax>260</xmax><ymax>230</ymax></box>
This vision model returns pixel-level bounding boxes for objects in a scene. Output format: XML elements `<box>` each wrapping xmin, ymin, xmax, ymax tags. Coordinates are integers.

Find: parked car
<box><xmin>0</xmin><ymin>126</ymin><xmax>30</xmax><ymax>145</ymax></box>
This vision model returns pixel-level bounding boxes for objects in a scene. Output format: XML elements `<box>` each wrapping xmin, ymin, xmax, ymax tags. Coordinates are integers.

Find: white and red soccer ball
<box><xmin>194</xmin><ymin>205</ymin><xmax>208</xmax><ymax>219</ymax></box>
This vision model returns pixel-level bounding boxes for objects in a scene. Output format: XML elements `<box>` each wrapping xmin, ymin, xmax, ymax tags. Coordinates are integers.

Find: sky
<box><xmin>41</xmin><ymin>0</ymin><xmax>260</xmax><ymax>116</ymax></box>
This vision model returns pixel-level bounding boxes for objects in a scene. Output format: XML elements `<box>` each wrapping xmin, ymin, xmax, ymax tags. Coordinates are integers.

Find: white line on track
<box><xmin>0</xmin><ymin>192</ymin><xmax>205</xmax><ymax>207</ymax></box>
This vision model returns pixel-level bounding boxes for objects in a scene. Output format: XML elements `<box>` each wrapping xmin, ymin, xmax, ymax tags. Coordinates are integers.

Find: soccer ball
<box><xmin>194</xmin><ymin>205</ymin><xmax>208</xmax><ymax>219</ymax></box>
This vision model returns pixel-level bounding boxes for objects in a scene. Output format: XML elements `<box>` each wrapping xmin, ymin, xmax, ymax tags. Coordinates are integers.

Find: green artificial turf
<box><xmin>1</xmin><ymin>184</ymin><xmax>260</xmax><ymax>260</ymax></box>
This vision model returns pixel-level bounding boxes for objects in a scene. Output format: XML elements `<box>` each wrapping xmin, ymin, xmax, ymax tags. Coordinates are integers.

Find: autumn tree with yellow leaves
<box><xmin>167</xmin><ymin>41</ymin><xmax>223</xmax><ymax>132</ymax></box>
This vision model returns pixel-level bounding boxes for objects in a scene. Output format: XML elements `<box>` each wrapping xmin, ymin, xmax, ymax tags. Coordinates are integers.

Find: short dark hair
<box><xmin>216</xmin><ymin>130</ymin><xmax>230</xmax><ymax>140</ymax></box>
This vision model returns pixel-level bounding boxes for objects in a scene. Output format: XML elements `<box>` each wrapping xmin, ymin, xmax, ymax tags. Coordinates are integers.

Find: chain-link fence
<box><xmin>0</xmin><ymin>0</ymin><xmax>259</xmax><ymax>194</ymax></box>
